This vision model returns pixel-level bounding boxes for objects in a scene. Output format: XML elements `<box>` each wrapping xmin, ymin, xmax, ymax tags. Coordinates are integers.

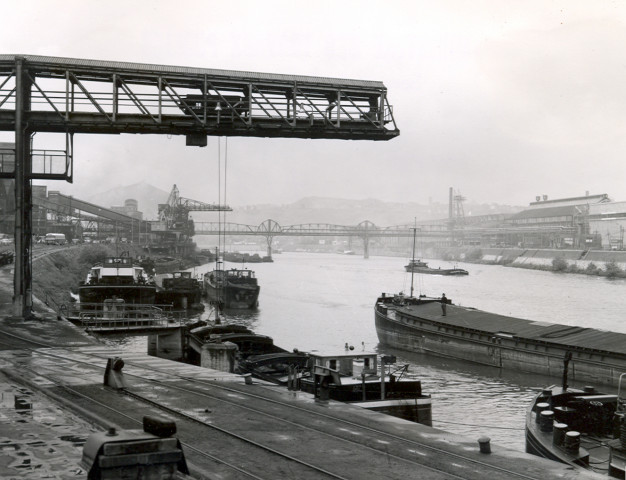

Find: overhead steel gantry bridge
<box><xmin>194</xmin><ymin>219</ymin><xmax>578</xmax><ymax>258</ymax></box>
<box><xmin>0</xmin><ymin>54</ymin><xmax>399</xmax><ymax>317</ymax></box>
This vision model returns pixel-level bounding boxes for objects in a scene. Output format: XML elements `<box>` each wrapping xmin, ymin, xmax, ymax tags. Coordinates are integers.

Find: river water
<box><xmin>101</xmin><ymin>252</ymin><xmax>626</xmax><ymax>452</ymax></box>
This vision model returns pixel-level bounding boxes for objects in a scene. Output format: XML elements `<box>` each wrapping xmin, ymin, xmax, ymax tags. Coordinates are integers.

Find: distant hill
<box><xmin>197</xmin><ymin>196</ymin><xmax>524</xmax><ymax>227</ymax></box>
<box><xmin>79</xmin><ymin>184</ymin><xmax>523</xmax><ymax>226</ymax></box>
<box><xmin>83</xmin><ymin>182</ymin><xmax>169</xmax><ymax>220</ymax></box>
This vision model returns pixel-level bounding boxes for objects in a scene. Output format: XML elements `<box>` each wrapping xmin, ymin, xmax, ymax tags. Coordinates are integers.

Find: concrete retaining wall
<box><xmin>471</xmin><ymin>248</ymin><xmax>626</xmax><ymax>270</ymax></box>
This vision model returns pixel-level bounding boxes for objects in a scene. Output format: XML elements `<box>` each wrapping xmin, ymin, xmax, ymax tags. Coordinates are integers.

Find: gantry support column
<box><xmin>13</xmin><ymin>57</ymin><xmax>33</xmax><ymax>318</ymax></box>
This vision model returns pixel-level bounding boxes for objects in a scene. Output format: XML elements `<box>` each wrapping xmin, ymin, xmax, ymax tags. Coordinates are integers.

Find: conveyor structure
<box><xmin>32</xmin><ymin>191</ymin><xmax>148</xmax><ymax>241</ymax></box>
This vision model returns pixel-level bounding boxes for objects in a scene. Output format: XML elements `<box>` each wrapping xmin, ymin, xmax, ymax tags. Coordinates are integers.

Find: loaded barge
<box><xmin>375</xmin><ymin>292</ymin><xmax>626</xmax><ymax>387</ymax></box>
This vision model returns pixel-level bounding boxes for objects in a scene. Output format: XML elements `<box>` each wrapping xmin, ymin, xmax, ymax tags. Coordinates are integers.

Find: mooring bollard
<box><xmin>478</xmin><ymin>436</ymin><xmax>491</xmax><ymax>454</ymax></box>
<box><xmin>553</xmin><ymin>422</ymin><xmax>568</xmax><ymax>446</ymax></box>
<box><xmin>535</xmin><ymin>402</ymin><xmax>550</xmax><ymax>424</ymax></box>
<box><xmin>540</xmin><ymin>410</ymin><xmax>555</xmax><ymax>432</ymax></box>
<box><xmin>564</xmin><ymin>430</ymin><xmax>581</xmax><ymax>453</ymax></box>
<box><xmin>103</xmin><ymin>357</ymin><xmax>127</xmax><ymax>390</ymax></box>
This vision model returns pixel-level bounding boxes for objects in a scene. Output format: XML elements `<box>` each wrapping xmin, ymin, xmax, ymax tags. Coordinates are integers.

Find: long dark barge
<box><xmin>375</xmin><ymin>292</ymin><xmax>626</xmax><ymax>387</ymax></box>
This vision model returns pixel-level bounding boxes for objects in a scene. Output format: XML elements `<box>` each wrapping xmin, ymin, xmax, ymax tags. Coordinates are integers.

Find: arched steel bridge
<box><xmin>194</xmin><ymin>219</ymin><xmax>577</xmax><ymax>258</ymax></box>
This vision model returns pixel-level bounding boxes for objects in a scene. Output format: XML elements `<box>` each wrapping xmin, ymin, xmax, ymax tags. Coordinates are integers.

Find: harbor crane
<box><xmin>154</xmin><ymin>184</ymin><xmax>231</xmax><ymax>253</ymax></box>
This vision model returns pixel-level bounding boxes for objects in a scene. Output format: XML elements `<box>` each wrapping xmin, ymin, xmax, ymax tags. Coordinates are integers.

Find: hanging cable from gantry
<box><xmin>211</xmin><ymin>136</ymin><xmax>230</xmax><ymax>321</ymax></box>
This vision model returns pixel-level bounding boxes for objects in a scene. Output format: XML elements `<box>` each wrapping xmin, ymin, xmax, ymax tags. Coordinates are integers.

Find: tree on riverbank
<box><xmin>552</xmin><ymin>257</ymin><xmax>568</xmax><ymax>272</ymax></box>
<box><xmin>545</xmin><ymin>256</ymin><xmax>626</xmax><ymax>278</ymax></box>
<box><xmin>604</xmin><ymin>261</ymin><xmax>624</xmax><ymax>278</ymax></box>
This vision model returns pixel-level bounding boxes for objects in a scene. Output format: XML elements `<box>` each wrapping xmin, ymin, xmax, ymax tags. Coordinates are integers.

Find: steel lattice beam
<box><xmin>0</xmin><ymin>55</ymin><xmax>399</xmax><ymax>141</ymax></box>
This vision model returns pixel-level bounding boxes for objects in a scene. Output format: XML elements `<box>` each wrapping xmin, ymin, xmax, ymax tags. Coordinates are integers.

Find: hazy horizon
<box><xmin>2</xmin><ymin>1</ymin><xmax>625</xmax><ymax>209</ymax></box>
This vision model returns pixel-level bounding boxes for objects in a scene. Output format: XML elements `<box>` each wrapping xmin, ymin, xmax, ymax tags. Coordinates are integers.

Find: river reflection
<box><xmin>99</xmin><ymin>251</ymin><xmax>625</xmax><ymax>451</ymax></box>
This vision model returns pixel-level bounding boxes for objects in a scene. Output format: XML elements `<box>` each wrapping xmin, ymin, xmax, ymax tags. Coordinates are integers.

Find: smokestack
<box><xmin>449</xmin><ymin>187</ymin><xmax>453</xmax><ymax>220</ymax></box>
<box><xmin>543</xmin><ymin>195</ymin><xmax>548</xmax><ymax>201</ymax></box>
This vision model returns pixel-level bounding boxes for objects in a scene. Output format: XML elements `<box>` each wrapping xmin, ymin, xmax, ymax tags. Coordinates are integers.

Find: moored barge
<box><xmin>78</xmin><ymin>255</ymin><xmax>156</xmax><ymax>306</ymax></box>
<box><xmin>203</xmin><ymin>268</ymin><xmax>260</xmax><ymax>309</ymax></box>
<box><xmin>404</xmin><ymin>260</ymin><xmax>468</xmax><ymax>276</ymax></box>
<box><xmin>155</xmin><ymin>271</ymin><xmax>203</xmax><ymax>310</ymax></box>
<box><xmin>375</xmin><ymin>292</ymin><xmax>626</xmax><ymax>387</ymax></box>
<box><xmin>525</xmin><ymin>372</ymin><xmax>626</xmax><ymax>477</ymax></box>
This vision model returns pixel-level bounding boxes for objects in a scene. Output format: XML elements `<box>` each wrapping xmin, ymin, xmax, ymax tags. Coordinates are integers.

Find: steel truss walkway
<box><xmin>0</xmin><ymin>55</ymin><xmax>399</xmax><ymax>317</ymax></box>
<box><xmin>0</xmin><ymin>54</ymin><xmax>399</xmax><ymax>144</ymax></box>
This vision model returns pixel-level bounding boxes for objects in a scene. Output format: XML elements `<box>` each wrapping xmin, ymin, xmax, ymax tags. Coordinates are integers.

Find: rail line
<box><xmin>0</xmin><ymin>340</ymin><xmax>349</xmax><ymax>480</ymax></box>
<box><xmin>0</xmin><ymin>342</ymin><xmax>463</xmax><ymax>479</ymax></box>
<box><xmin>0</xmin><ymin>332</ymin><xmax>553</xmax><ymax>480</ymax></box>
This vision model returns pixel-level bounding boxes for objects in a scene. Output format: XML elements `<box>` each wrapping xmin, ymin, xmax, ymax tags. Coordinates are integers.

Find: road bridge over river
<box><xmin>194</xmin><ymin>219</ymin><xmax>578</xmax><ymax>258</ymax></box>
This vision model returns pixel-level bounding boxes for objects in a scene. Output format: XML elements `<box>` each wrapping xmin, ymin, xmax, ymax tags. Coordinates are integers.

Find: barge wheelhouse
<box><xmin>78</xmin><ymin>256</ymin><xmax>156</xmax><ymax>306</ymax></box>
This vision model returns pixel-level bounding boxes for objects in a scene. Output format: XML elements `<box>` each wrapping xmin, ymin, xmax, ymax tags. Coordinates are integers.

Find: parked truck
<box><xmin>44</xmin><ymin>233</ymin><xmax>66</xmax><ymax>245</ymax></box>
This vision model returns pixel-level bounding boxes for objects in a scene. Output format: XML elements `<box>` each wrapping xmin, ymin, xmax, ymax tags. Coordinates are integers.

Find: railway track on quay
<box><xmin>0</xmin><ymin>331</ymin><xmax>591</xmax><ymax>480</ymax></box>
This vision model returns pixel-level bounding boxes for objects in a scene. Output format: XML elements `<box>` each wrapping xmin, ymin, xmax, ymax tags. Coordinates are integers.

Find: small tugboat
<box><xmin>526</xmin><ymin>359</ymin><xmax>626</xmax><ymax>478</ymax></box>
<box><xmin>241</xmin><ymin>347</ymin><xmax>432</xmax><ymax>426</ymax></box>
<box><xmin>155</xmin><ymin>271</ymin><xmax>203</xmax><ymax>310</ymax></box>
<box><xmin>203</xmin><ymin>268</ymin><xmax>260</xmax><ymax>309</ymax></box>
<box><xmin>78</xmin><ymin>254</ymin><xmax>156</xmax><ymax>306</ymax></box>
<box><xmin>403</xmin><ymin>229</ymin><xmax>468</xmax><ymax>275</ymax></box>
<box><xmin>404</xmin><ymin>260</ymin><xmax>468</xmax><ymax>276</ymax></box>
<box><xmin>299</xmin><ymin>350</ymin><xmax>431</xmax><ymax>425</ymax></box>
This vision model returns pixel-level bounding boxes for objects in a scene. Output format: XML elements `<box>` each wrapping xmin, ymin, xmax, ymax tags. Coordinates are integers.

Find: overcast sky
<box><xmin>2</xmin><ymin>1</ymin><xmax>625</xmax><ymax>208</ymax></box>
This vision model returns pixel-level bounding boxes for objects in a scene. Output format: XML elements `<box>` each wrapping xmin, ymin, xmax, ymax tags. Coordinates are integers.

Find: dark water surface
<box><xmin>101</xmin><ymin>252</ymin><xmax>626</xmax><ymax>451</ymax></box>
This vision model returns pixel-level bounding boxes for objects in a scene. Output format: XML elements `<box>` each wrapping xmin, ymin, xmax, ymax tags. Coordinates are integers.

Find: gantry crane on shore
<box><xmin>0</xmin><ymin>54</ymin><xmax>398</xmax><ymax>317</ymax></box>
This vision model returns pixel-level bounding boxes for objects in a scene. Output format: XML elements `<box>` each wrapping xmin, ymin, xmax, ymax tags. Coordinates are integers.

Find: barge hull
<box><xmin>204</xmin><ymin>284</ymin><xmax>259</xmax><ymax>309</ymax></box>
<box><xmin>78</xmin><ymin>285</ymin><xmax>156</xmax><ymax>305</ymax></box>
<box><xmin>375</xmin><ymin>297</ymin><xmax>626</xmax><ymax>387</ymax></box>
